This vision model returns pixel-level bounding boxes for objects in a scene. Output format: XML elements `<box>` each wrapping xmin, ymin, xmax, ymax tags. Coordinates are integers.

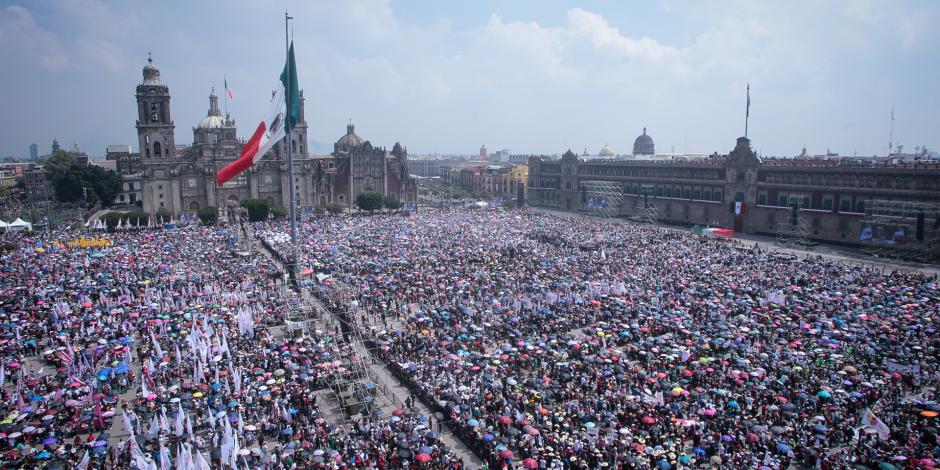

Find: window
<box><xmin>187</xmin><ymin>178</ymin><xmax>197</xmax><ymax>188</ymax></box>
<box><xmin>153</xmin><ymin>142</ymin><xmax>161</xmax><ymax>158</ymax></box>
<box><xmin>757</xmin><ymin>193</ymin><xmax>767</xmax><ymax>205</ymax></box>
<box><xmin>714</xmin><ymin>191</ymin><xmax>722</xmax><ymax>202</ymax></box>
<box><xmin>158</xmin><ymin>185</ymin><xmax>163</xmax><ymax>190</ymax></box>
<box><xmin>856</xmin><ymin>200</ymin><xmax>866</xmax><ymax>212</ymax></box>
<box><xmin>822</xmin><ymin>199</ymin><xmax>833</xmax><ymax>211</ymax></box>
<box><xmin>704</xmin><ymin>190</ymin><xmax>712</xmax><ymax>201</ymax></box>
<box><xmin>840</xmin><ymin>199</ymin><xmax>850</xmax><ymax>212</ymax></box>
<box><xmin>692</xmin><ymin>190</ymin><xmax>701</xmax><ymax>200</ymax></box>
<box><xmin>779</xmin><ymin>195</ymin><xmax>788</xmax><ymax>206</ymax></box>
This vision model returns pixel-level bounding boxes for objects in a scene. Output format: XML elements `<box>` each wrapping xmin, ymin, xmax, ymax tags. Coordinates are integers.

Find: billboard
<box><xmin>585</xmin><ymin>196</ymin><xmax>609</xmax><ymax>210</ymax></box>
<box><xmin>859</xmin><ymin>224</ymin><xmax>907</xmax><ymax>245</ymax></box>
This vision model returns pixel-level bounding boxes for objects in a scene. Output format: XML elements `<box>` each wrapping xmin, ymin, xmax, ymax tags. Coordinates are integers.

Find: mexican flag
<box><xmin>216</xmin><ymin>42</ymin><xmax>300</xmax><ymax>186</ymax></box>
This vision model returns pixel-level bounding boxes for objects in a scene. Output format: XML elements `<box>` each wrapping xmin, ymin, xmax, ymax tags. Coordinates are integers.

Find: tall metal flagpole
<box><xmin>285</xmin><ymin>11</ymin><xmax>298</xmax><ymax>279</ymax></box>
<box><xmin>744</xmin><ymin>83</ymin><xmax>750</xmax><ymax>138</ymax></box>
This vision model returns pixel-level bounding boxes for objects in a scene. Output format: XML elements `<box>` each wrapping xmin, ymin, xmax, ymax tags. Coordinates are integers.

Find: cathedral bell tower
<box><xmin>135</xmin><ymin>53</ymin><xmax>176</xmax><ymax>160</ymax></box>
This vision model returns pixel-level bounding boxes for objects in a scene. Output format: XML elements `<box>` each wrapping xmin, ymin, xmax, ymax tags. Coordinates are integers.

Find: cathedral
<box><xmin>136</xmin><ymin>54</ymin><xmax>416</xmax><ymax>216</ymax></box>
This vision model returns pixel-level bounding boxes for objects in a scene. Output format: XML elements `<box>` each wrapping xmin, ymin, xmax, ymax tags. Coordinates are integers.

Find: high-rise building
<box><xmin>28</xmin><ymin>143</ymin><xmax>38</xmax><ymax>161</ymax></box>
<box><xmin>51</xmin><ymin>139</ymin><xmax>60</xmax><ymax>155</ymax></box>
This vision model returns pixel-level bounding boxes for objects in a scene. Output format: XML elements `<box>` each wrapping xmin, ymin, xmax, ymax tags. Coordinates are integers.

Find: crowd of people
<box><xmin>0</xmin><ymin>204</ymin><xmax>937</xmax><ymax>469</ymax></box>
<box><xmin>262</xmin><ymin>208</ymin><xmax>939</xmax><ymax>469</ymax></box>
<box><xmin>0</xmin><ymin>220</ymin><xmax>462</xmax><ymax>469</ymax></box>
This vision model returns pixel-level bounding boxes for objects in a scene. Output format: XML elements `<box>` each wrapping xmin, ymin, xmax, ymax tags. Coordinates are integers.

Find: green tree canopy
<box><xmin>197</xmin><ymin>207</ymin><xmax>219</xmax><ymax>225</ymax></box>
<box><xmin>270</xmin><ymin>205</ymin><xmax>288</xmax><ymax>219</ymax></box>
<box><xmin>383</xmin><ymin>195</ymin><xmax>400</xmax><ymax>210</ymax></box>
<box><xmin>355</xmin><ymin>191</ymin><xmax>384</xmax><ymax>213</ymax></box>
<box><xmin>240</xmin><ymin>198</ymin><xmax>270</xmax><ymax>222</ymax></box>
<box><xmin>45</xmin><ymin>151</ymin><xmax>122</xmax><ymax>206</ymax></box>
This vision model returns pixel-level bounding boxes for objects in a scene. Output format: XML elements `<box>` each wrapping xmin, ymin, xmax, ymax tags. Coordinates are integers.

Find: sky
<box><xmin>0</xmin><ymin>0</ymin><xmax>937</xmax><ymax>159</ymax></box>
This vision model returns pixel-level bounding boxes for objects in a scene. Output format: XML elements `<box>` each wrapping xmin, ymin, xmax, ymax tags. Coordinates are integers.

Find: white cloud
<box><xmin>0</xmin><ymin>5</ymin><xmax>68</xmax><ymax>69</ymax></box>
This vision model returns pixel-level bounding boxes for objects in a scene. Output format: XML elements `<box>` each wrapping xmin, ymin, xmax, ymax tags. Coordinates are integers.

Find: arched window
<box><xmin>153</xmin><ymin>142</ymin><xmax>161</xmax><ymax>158</ymax></box>
<box><xmin>189</xmin><ymin>201</ymin><xmax>200</xmax><ymax>210</ymax></box>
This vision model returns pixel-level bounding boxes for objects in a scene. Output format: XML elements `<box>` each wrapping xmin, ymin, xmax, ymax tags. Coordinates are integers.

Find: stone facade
<box><xmin>528</xmin><ymin>136</ymin><xmax>940</xmax><ymax>251</ymax></box>
<box><xmin>136</xmin><ymin>55</ymin><xmax>416</xmax><ymax>215</ymax></box>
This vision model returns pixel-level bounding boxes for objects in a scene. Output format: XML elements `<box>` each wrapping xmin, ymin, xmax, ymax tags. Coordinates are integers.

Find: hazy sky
<box><xmin>1</xmin><ymin>0</ymin><xmax>937</xmax><ymax>159</ymax></box>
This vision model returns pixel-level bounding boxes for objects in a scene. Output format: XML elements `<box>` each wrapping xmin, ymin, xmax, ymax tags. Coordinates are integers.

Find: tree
<box><xmin>270</xmin><ymin>205</ymin><xmax>288</xmax><ymax>219</ymax></box>
<box><xmin>240</xmin><ymin>198</ymin><xmax>270</xmax><ymax>222</ymax></box>
<box><xmin>90</xmin><ymin>168</ymin><xmax>122</xmax><ymax>207</ymax></box>
<box><xmin>53</xmin><ymin>173</ymin><xmax>84</xmax><ymax>203</ymax></box>
<box><xmin>355</xmin><ymin>191</ymin><xmax>384</xmax><ymax>213</ymax></box>
<box><xmin>383</xmin><ymin>195</ymin><xmax>401</xmax><ymax>210</ymax></box>
<box><xmin>100</xmin><ymin>211</ymin><xmax>125</xmax><ymax>229</ymax></box>
<box><xmin>155</xmin><ymin>207</ymin><xmax>173</xmax><ymax>223</ymax></box>
<box><xmin>197</xmin><ymin>207</ymin><xmax>219</xmax><ymax>225</ymax></box>
<box><xmin>45</xmin><ymin>151</ymin><xmax>122</xmax><ymax>206</ymax></box>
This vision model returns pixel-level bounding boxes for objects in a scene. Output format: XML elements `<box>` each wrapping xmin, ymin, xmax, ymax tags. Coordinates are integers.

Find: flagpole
<box><xmin>745</xmin><ymin>83</ymin><xmax>750</xmax><ymax>138</ymax></box>
<box><xmin>223</xmin><ymin>74</ymin><xmax>229</xmax><ymax>118</ymax></box>
<box><xmin>285</xmin><ymin>10</ymin><xmax>298</xmax><ymax>281</ymax></box>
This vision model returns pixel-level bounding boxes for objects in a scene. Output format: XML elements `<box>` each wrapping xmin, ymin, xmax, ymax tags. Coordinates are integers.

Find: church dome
<box><xmin>599</xmin><ymin>144</ymin><xmax>614</xmax><ymax>156</ymax></box>
<box><xmin>335</xmin><ymin>122</ymin><xmax>363</xmax><ymax>152</ymax></box>
<box><xmin>633</xmin><ymin>127</ymin><xmax>654</xmax><ymax>155</ymax></box>
<box><xmin>142</xmin><ymin>53</ymin><xmax>161</xmax><ymax>85</ymax></box>
<box><xmin>197</xmin><ymin>115</ymin><xmax>226</xmax><ymax>129</ymax></box>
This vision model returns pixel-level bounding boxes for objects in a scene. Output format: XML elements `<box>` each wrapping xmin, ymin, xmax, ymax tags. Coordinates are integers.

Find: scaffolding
<box><xmin>226</xmin><ymin>202</ymin><xmax>252</xmax><ymax>255</ymax></box>
<box><xmin>860</xmin><ymin>200</ymin><xmax>940</xmax><ymax>262</ymax></box>
<box><xmin>306</xmin><ymin>282</ymin><xmax>403</xmax><ymax>421</ymax></box>
<box><xmin>580</xmin><ymin>180</ymin><xmax>623</xmax><ymax>218</ymax></box>
<box><xmin>776</xmin><ymin>195</ymin><xmax>815</xmax><ymax>249</ymax></box>
<box><xmin>636</xmin><ymin>185</ymin><xmax>658</xmax><ymax>224</ymax></box>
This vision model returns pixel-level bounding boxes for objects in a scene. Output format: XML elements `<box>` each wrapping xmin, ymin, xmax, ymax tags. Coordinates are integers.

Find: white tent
<box><xmin>7</xmin><ymin>218</ymin><xmax>32</xmax><ymax>232</ymax></box>
<box><xmin>0</xmin><ymin>220</ymin><xmax>6</xmax><ymax>231</ymax></box>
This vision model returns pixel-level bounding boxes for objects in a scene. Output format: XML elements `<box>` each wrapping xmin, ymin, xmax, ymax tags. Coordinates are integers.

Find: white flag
<box><xmin>860</xmin><ymin>408</ymin><xmax>890</xmax><ymax>440</ymax></box>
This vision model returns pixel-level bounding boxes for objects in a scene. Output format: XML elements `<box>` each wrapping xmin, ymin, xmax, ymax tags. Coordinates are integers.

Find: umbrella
<box><xmin>776</xmin><ymin>443</ymin><xmax>791</xmax><ymax>453</ymax></box>
<box><xmin>415</xmin><ymin>453</ymin><xmax>432</xmax><ymax>463</ymax></box>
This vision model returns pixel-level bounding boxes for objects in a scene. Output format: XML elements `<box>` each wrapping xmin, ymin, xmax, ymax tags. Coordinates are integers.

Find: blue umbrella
<box><xmin>483</xmin><ymin>434</ymin><xmax>494</xmax><ymax>442</ymax></box>
<box><xmin>776</xmin><ymin>443</ymin><xmax>791</xmax><ymax>453</ymax></box>
<box><xmin>693</xmin><ymin>448</ymin><xmax>705</xmax><ymax>456</ymax></box>
<box><xmin>727</xmin><ymin>401</ymin><xmax>740</xmax><ymax>409</ymax></box>
<box><xmin>467</xmin><ymin>419</ymin><xmax>479</xmax><ymax>427</ymax></box>
<box><xmin>656</xmin><ymin>459</ymin><xmax>671</xmax><ymax>469</ymax></box>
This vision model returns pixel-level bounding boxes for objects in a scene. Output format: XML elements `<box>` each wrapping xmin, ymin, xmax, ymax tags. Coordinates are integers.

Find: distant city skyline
<box><xmin>0</xmin><ymin>1</ymin><xmax>937</xmax><ymax>160</ymax></box>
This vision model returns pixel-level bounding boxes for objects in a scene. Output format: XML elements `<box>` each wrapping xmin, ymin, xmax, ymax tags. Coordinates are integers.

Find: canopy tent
<box><xmin>6</xmin><ymin>218</ymin><xmax>32</xmax><ymax>232</ymax></box>
<box><xmin>0</xmin><ymin>220</ymin><xmax>6</xmax><ymax>230</ymax></box>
